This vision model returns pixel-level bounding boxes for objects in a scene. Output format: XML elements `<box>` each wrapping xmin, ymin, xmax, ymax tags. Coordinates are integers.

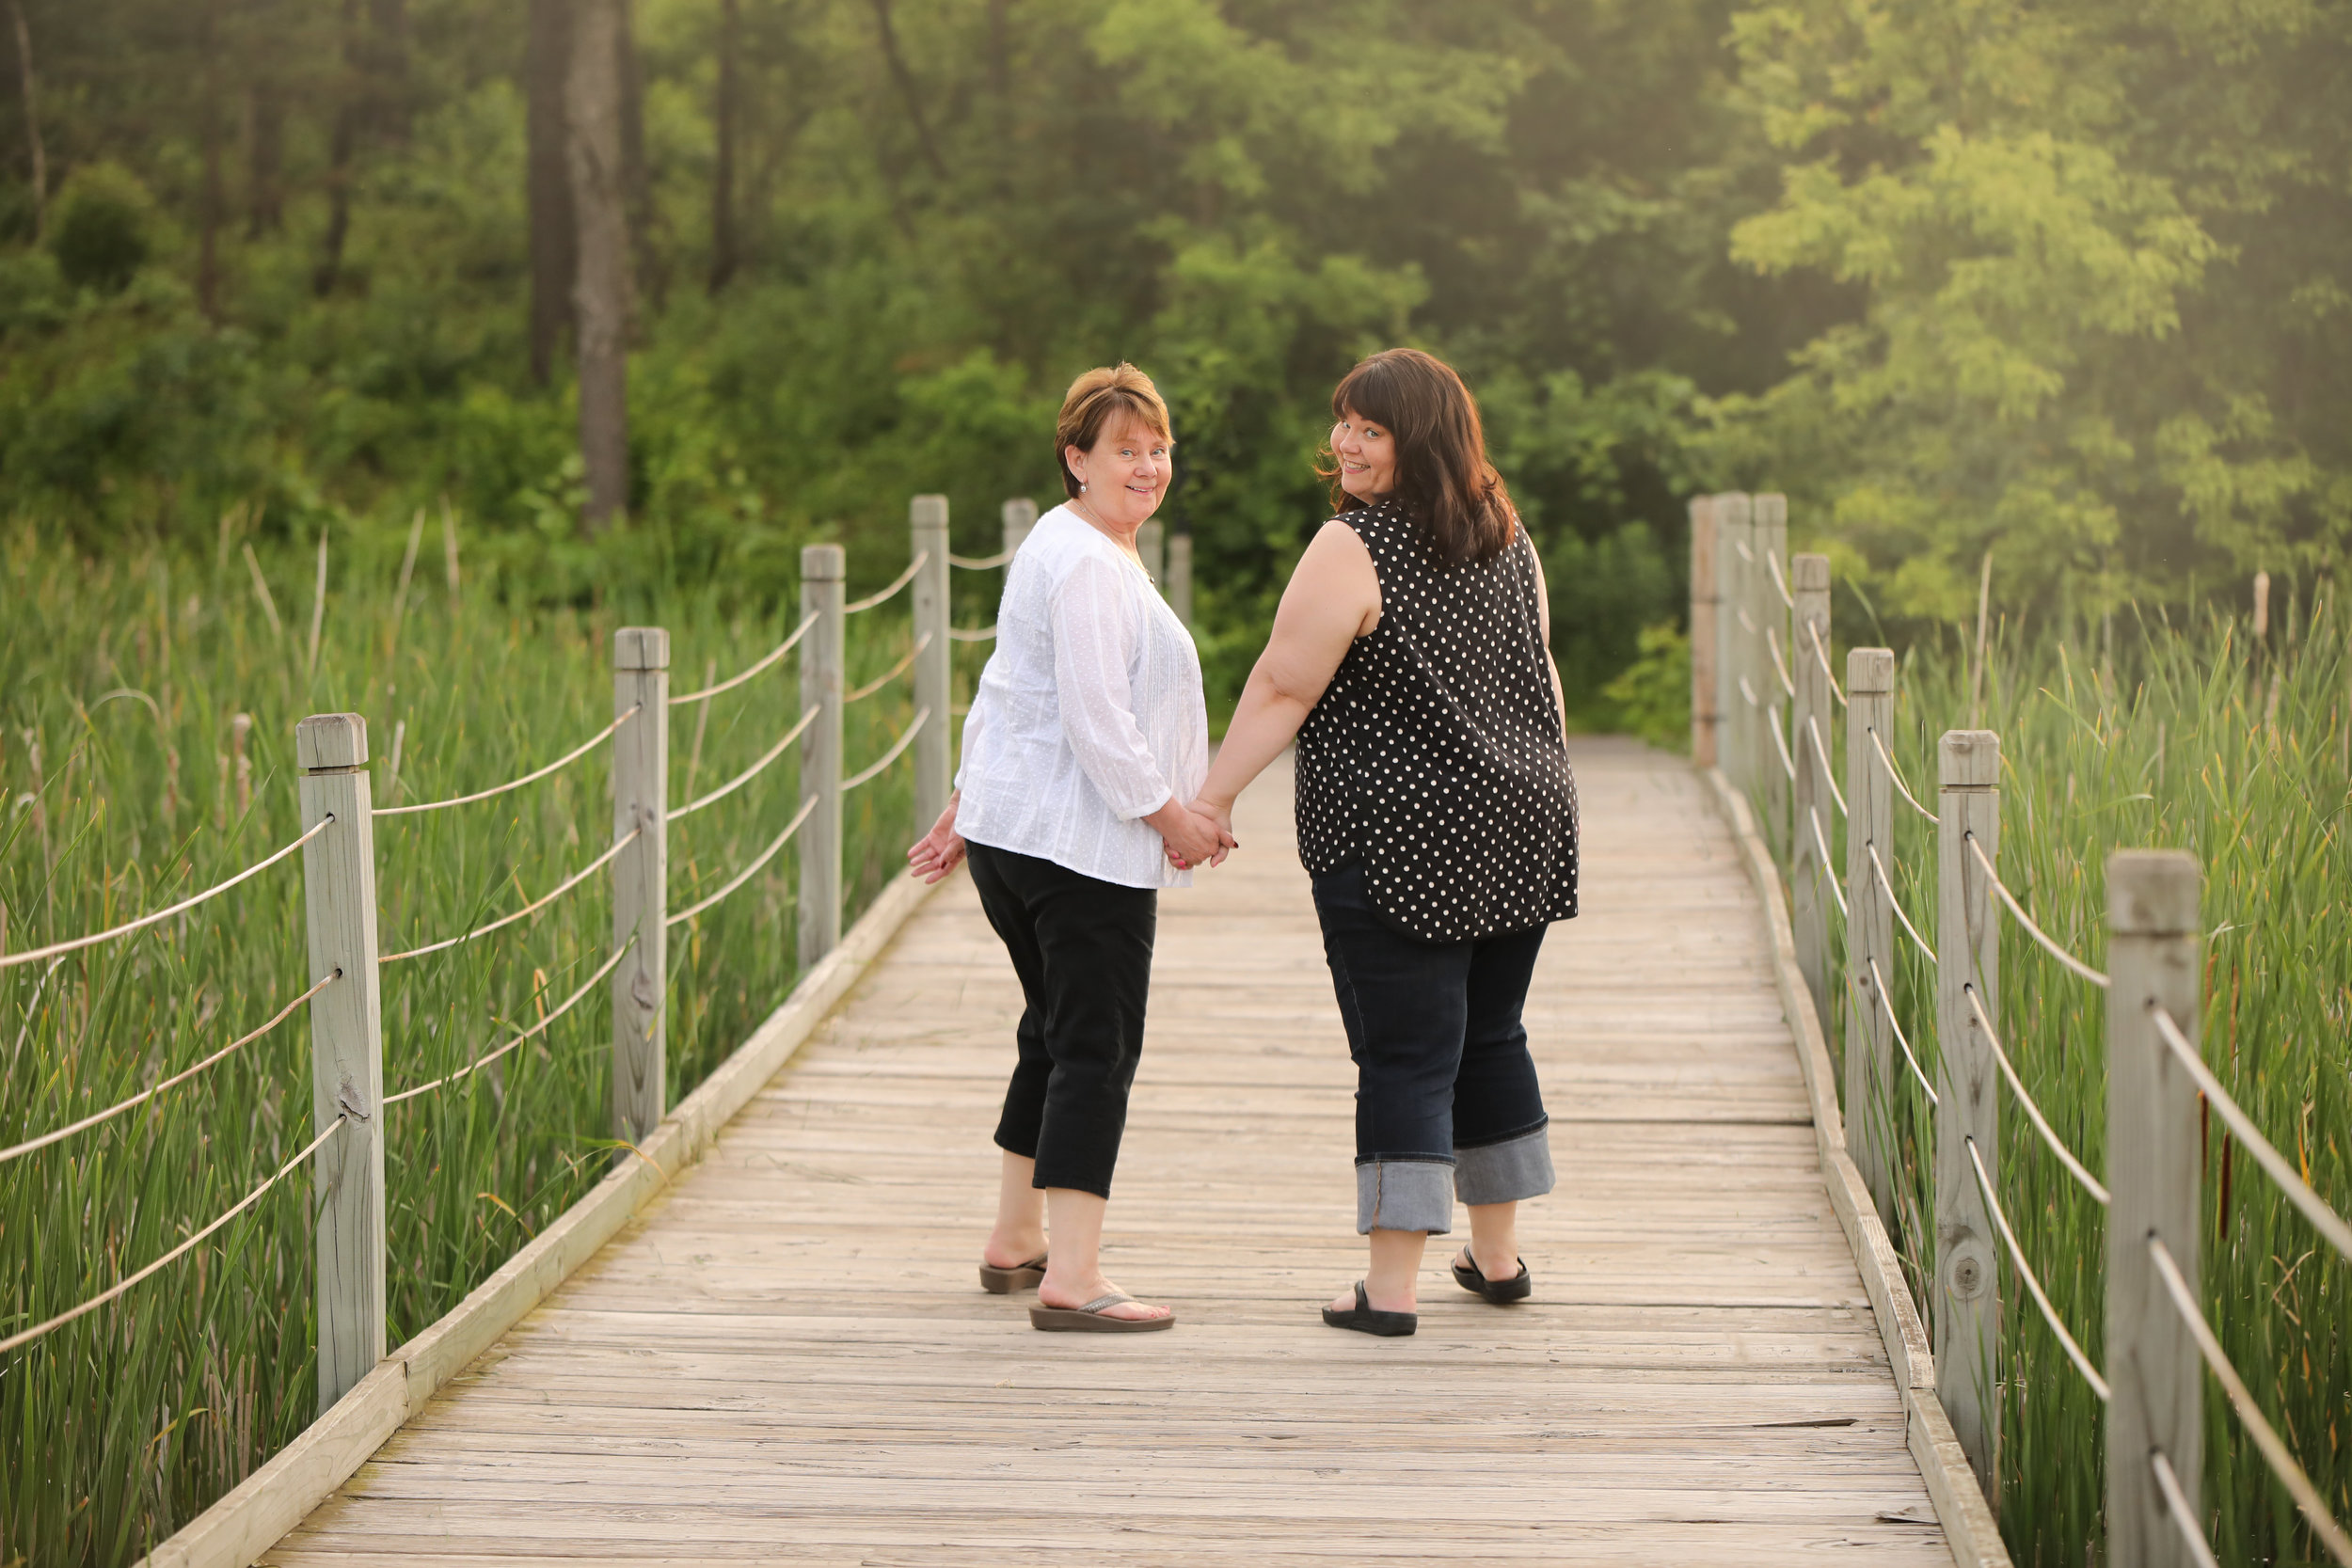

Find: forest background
<box><xmin>3</xmin><ymin>0</ymin><xmax>2349</xmax><ymax>721</ymax></box>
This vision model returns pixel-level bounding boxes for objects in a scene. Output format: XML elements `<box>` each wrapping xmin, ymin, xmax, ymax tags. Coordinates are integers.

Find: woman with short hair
<box><xmin>1188</xmin><ymin>346</ymin><xmax>1578</xmax><ymax>1337</ymax></box>
<box><xmin>907</xmin><ymin>361</ymin><xmax>1231</xmax><ymax>1333</ymax></box>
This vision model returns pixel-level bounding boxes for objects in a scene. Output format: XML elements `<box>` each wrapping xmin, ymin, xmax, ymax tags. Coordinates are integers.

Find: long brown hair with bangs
<box><xmin>1322</xmin><ymin>348</ymin><xmax>1516</xmax><ymax>565</ymax></box>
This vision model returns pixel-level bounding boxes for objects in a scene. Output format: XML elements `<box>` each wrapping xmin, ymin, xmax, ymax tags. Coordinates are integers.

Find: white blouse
<box><xmin>954</xmin><ymin>504</ymin><xmax>1209</xmax><ymax>890</ymax></box>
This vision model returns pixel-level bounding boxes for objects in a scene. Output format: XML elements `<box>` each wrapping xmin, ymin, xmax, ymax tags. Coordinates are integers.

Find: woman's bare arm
<box><xmin>1191</xmin><ymin>520</ymin><xmax>1382</xmax><ymax>832</ymax></box>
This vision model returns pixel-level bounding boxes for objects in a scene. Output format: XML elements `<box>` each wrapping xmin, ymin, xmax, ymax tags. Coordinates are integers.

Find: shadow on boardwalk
<box><xmin>265</xmin><ymin>739</ymin><xmax>1947</xmax><ymax>1565</ymax></box>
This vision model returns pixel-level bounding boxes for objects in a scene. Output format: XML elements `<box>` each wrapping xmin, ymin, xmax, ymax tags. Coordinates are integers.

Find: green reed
<box><xmin>0</xmin><ymin>523</ymin><xmax>954</xmax><ymax>1565</ymax></box>
<box><xmin>1791</xmin><ymin>596</ymin><xmax>2350</xmax><ymax>1566</ymax></box>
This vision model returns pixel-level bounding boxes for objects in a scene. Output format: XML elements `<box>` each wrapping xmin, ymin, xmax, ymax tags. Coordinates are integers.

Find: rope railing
<box><xmin>1737</xmin><ymin>606</ymin><xmax>1758</xmax><ymax>636</ymax></box>
<box><xmin>0</xmin><ymin>971</ymin><xmax>338</xmax><ymax>1164</ymax></box>
<box><xmin>1867</xmin><ymin>842</ymin><xmax>1937</xmax><ymax>965</ymax></box>
<box><xmin>947</xmin><ymin>625</ymin><xmax>997</xmax><ymax>642</ymax></box>
<box><xmin>374</xmin><ymin>707</ymin><xmax>639</xmax><ymax>818</ymax></box>
<box><xmin>842</xmin><ymin>552</ymin><xmax>929</xmax><ymax>615</ymax></box>
<box><xmin>0</xmin><ymin>1115</ymin><xmax>346</xmax><ymax>1354</ymax></box>
<box><xmin>384</xmin><ymin>939</ymin><xmax>634</xmax><ymax>1107</ymax></box>
<box><xmin>1767</xmin><ymin>626</ymin><xmax>1797</xmax><ymax>698</ymax></box>
<box><xmin>0</xmin><ymin>816</ymin><xmax>333</xmax><ymax>970</ymax></box>
<box><xmin>670</xmin><ymin>708</ymin><xmax>818</xmax><ymax>822</ymax></box>
<box><xmin>2149</xmin><ymin>1005</ymin><xmax>2352</xmax><ymax>1261</ymax></box>
<box><xmin>381</xmin><ymin>831</ymin><xmax>640</xmax><ymax>964</ymax></box>
<box><xmin>1770</xmin><ymin>708</ymin><xmax>1798</xmax><ymax>782</ymax></box>
<box><xmin>1967</xmin><ymin>834</ymin><xmax>2110</xmax><ymax>988</ymax></box>
<box><xmin>842</xmin><ymin>707</ymin><xmax>930</xmax><ymax>791</ymax></box>
<box><xmin>1965</xmin><ymin>1135</ymin><xmax>2110</xmax><ymax>1401</ymax></box>
<box><xmin>946</xmin><ymin>547</ymin><xmax>1013</xmax><ymax>571</ymax></box>
<box><xmin>668</xmin><ymin>612</ymin><xmax>818</xmax><ymax>707</ymax></box>
<box><xmin>1867</xmin><ymin>726</ymin><xmax>1941</xmax><ymax>823</ymax></box>
<box><xmin>1963</xmin><ymin>985</ymin><xmax>2109</xmax><ymax>1206</ymax></box>
<box><xmin>667</xmin><ymin>795</ymin><xmax>818</xmax><ymax>927</ymax></box>
<box><xmin>1808</xmin><ymin>810</ymin><xmax>1849</xmax><ymax>919</ymax></box>
<box><xmin>844</xmin><ymin>632</ymin><xmax>932</xmax><ymax>704</ymax></box>
<box><xmin>2150</xmin><ymin>1237</ymin><xmax>2352</xmax><ymax>1565</ymax></box>
<box><xmin>1805</xmin><ymin>716</ymin><xmax>1848</xmax><ymax>817</ymax></box>
<box><xmin>2152</xmin><ymin>1452</ymin><xmax>2222</xmax><ymax>1568</ymax></box>
<box><xmin>1864</xmin><ymin>955</ymin><xmax>1939</xmax><ymax>1106</ymax></box>
<box><xmin>1806</xmin><ymin>621</ymin><xmax>1849</xmax><ymax>708</ymax></box>
<box><xmin>1739</xmin><ymin>675</ymin><xmax>1761</xmax><ymax>710</ymax></box>
<box><xmin>1765</xmin><ymin>548</ymin><xmax>1796</xmax><ymax>610</ymax></box>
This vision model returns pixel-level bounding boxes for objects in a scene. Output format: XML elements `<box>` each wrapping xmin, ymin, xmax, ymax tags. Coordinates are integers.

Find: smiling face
<box><xmin>1330</xmin><ymin>407</ymin><xmax>1398</xmax><ymax>500</ymax></box>
<box><xmin>1065</xmin><ymin>417</ymin><xmax>1173</xmax><ymax>531</ymax></box>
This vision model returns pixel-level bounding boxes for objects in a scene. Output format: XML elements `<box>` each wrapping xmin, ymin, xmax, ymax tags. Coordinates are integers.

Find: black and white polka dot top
<box><xmin>1295</xmin><ymin>495</ymin><xmax>1579</xmax><ymax>942</ymax></box>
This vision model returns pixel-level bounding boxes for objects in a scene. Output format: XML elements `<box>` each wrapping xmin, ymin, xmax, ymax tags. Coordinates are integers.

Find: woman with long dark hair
<box><xmin>1188</xmin><ymin>347</ymin><xmax>1578</xmax><ymax>1336</ymax></box>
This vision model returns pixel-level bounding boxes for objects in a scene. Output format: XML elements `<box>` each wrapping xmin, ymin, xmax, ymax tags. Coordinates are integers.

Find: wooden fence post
<box><xmin>1690</xmin><ymin>496</ymin><xmax>1719</xmax><ymax>768</ymax></box>
<box><xmin>1755</xmin><ymin>494</ymin><xmax>1790</xmax><ymax>857</ymax></box>
<box><xmin>1936</xmin><ymin>727</ymin><xmax>2001</xmax><ymax>1502</ymax></box>
<box><xmin>294</xmin><ymin>712</ymin><xmax>386</xmax><ymax>1417</ymax></box>
<box><xmin>1138</xmin><ymin>518</ymin><xmax>1166</xmax><ymax>590</ymax></box>
<box><xmin>910</xmin><ymin>495</ymin><xmax>951</xmax><ymax>836</ymax></box>
<box><xmin>1168</xmin><ymin>530</ymin><xmax>1193</xmax><ymax>629</ymax></box>
<box><xmin>1789</xmin><ymin>553</ymin><xmax>1832</xmax><ymax>1027</ymax></box>
<box><xmin>798</xmin><ymin>544</ymin><xmax>845</xmax><ymax>969</ymax></box>
<box><xmin>2106</xmin><ymin>848</ymin><xmax>2204</xmax><ymax>1568</ymax></box>
<box><xmin>1844</xmin><ymin>649</ymin><xmax>1898</xmax><ymax>1231</ymax></box>
<box><xmin>611</xmin><ymin>628</ymin><xmax>668</xmax><ymax>1148</ymax></box>
<box><xmin>1714</xmin><ymin>493</ymin><xmax>1753</xmax><ymax>794</ymax></box>
<box><xmin>1002</xmin><ymin>497</ymin><xmax>1037</xmax><ymax>560</ymax></box>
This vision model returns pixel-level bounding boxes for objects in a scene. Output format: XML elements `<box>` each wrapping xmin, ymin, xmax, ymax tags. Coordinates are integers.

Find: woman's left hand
<box><xmin>906</xmin><ymin>796</ymin><xmax>967</xmax><ymax>883</ymax></box>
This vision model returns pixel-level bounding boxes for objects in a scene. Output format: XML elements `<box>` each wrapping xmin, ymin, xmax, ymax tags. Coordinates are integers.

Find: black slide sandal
<box><xmin>978</xmin><ymin>1255</ymin><xmax>1047</xmax><ymax>1294</ymax></box>
<box><xmin>1452</xmin><ymin>1250</ymin><xmax>1533</xmax><ymax>1305</ymax></box>
<box><xmin>1321</xmin><ymin>1281</ymin><xmax>1417</xmax><ymax>1337</ymax></box>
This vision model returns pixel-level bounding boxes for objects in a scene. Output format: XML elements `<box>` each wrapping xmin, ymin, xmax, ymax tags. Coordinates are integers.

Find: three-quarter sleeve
<box><xmin>1046</xmin><ymin>552</ymin><xmax>1174</xmax><ymax>821</ymax></box>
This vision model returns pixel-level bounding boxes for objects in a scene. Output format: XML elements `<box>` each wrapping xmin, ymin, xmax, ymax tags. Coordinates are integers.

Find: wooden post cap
<box><xmin>1939</xmin><ymin>729</ymin><xmax>2000</xmax><ymax>788</ymax></box>
<box><xmin>1717</xmin><ymin>492</ymin><xmax>1753</xmax><ymax>524</ymax></box>
<box><xmin>613</xmin><ymin>626</ymin><xmax>669</xmax><ymax>671</ymax></box>
<box><xmin>910</xmin><ymin>495</ymin><xmax>948</xmax><ymax>531</ymax></box>
<box><xmin>1754</xmin><ymin>493</ymin><xmax>1787</xmax><ymax>527</ymax></box>
<box><xmin>295</xmin><ymin>713</ymin><xmax>368</xmax><ymax>770</ymax></box>
<box><xmin>1848</xmin><ymin>648</ymin><xmax>1896</xmax><ymax>693</ymax></box>
<box><xmin>2109</xmin><ymin>849</ymin><xmax>2200</xmax><ymax>936</ymax></box>
<box><xmin>1793</xmin><ymin>553</ymin><xmax>1830</xmax><ymax>591</ymax></box>
<box><xmin>801</xmin><ymin>542</ymin><xmax>845</xmax><ymax>581</ymax></box>
<box><xmin>1002</xmin><ymin>498</ymin><xmax>1038</xmax><ymax>529</ymax></box>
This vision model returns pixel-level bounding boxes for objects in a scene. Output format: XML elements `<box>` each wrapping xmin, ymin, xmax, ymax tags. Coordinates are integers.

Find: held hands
<box><xmin>905</xmin><ymin>796</ymin><xmax>967</xmax><ymax>884</ymax></box>
<box><xmin>1148</xmin><ymin>796</ymin><xmax>1238</xmax><ymax>873</ymax></box>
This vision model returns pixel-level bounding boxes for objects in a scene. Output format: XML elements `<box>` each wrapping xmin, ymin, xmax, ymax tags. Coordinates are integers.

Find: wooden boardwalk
<box><xmin>264</xmin><ymin>740</ymin><xmax>1949</xmax><ymax>1565</ymax></box>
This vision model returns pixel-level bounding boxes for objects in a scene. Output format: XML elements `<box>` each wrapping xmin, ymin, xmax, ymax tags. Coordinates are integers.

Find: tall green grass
<box><xmin>1791</xmin><ymin>597</ymin><xmax>2350</xmax><ymax>1566</ymax></box>
<box><xmin>0</xmin><ymin>522</ymin><xmax>960</xmax><ymax>1565</ymax></box>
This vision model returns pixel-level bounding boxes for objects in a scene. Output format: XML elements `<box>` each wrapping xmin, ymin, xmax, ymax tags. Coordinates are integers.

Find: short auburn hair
<box><xmin>1055</xmin><ymin>363</ymin><xmax>1172</xmax><ymax>499</ymax></box>
<box><xmin>1323</xmin><ymin>347</ymin><xmax>1516</xmax><ymax>566</ymax></box>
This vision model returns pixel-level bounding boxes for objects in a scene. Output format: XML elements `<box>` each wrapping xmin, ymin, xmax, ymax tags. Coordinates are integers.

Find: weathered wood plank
<box><xmin>262</xmin><ymin>740</ymin><xmax>1956</xmax><ymax>1566</ymax></box>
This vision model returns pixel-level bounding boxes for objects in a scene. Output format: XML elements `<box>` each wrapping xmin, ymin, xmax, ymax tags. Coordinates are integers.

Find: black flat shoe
<box><xmin>1322</xmin><ymin>1280</ymin><xmax>1417</xmax><ymax>1337</ymax></box>
<box><xmin>1452</xmin><ymin>1249</ymin><xmax>1533</xmax><ymax>1305</ymax></box>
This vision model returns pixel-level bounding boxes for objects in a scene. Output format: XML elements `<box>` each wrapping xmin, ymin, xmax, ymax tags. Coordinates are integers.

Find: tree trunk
<box><xmin>707</xmin><ymin>0</ymin><xmax>737</xmax><ymax>295</ymax></box>
<box><xmin>870</xmin><ymin>0</ymin><xmax>946</xmax><ymax>182</ymax></box>
<box><xmin>6</xmin><ymin>0</ymin><xmax>44</xmax><ymax>243</ymax></box>
<box><xmin>566</xmin><ymin>0</ymin><xmax>631</xmax><ymax>530</ymax></box>
<box><xmin>198</xmin><ymin>0</ymin><xmax>227</xmax><ymax>319</ymax></box>
<box><xmin>526</xmin><ymin>0</ymin><xmax>575</xmax><ymax>384</ymax></box>
<box><xmin>617</xmin><ymin>0</ymin><xmax>660</xmax><ymax>312</ymax></box>
<box><xmin>368</xmin><ymin>0</ymin><xmax>408</xmax><ymax>143</ymax></box>
<box><xmin>313</xmin><ymin>0</ymin><xmax>363</xmax><ymax>296</ymax></box>
<box><xmin>247</xmin><ymin>78</ymin><xmax>285</xmax><ymax>236</ymax></box>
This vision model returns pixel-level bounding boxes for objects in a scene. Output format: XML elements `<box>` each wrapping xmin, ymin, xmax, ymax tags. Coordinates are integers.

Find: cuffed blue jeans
<box><xmin>1311</xmin><ymin>864</ymin><xmax>1556</xmax><ymax>1235</ymax></box>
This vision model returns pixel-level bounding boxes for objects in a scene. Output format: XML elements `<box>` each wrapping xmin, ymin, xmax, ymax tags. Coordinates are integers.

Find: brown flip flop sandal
<box><xmin>978</xmin><ymin>1255</ymin><xmax>1048</xmax><ymax>1294</ymax></box>
<box><xmin>1029</xmin><ymin>1292</ymin><xmax>1174</xmax><ymax>1333</ymax></box>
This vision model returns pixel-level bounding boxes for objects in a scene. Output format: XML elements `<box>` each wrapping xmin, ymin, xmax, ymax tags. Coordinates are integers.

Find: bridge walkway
<box><xmin>263</xmin><ymin>740</ymin><xmax>1948</xmax><ymax>1565</ymax></box>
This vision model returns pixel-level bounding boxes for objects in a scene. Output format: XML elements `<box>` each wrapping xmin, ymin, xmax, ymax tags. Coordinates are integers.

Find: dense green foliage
<box><xmin>0</xmin><ymin>524</ymin><xmax>938</xmax><ymax>1562</ymax></box>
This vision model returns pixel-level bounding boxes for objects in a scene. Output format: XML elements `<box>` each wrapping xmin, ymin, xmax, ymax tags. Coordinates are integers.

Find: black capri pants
<box><xmin>965</xmin><ymin>840</ymin><xmax>1157</xmax><ymax>1199</ymax></box>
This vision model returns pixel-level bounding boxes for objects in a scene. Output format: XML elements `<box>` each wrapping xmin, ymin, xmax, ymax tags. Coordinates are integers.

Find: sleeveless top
<box><xmin>1295</xmin><ymin>495</ymin><xmax>1579</xmax><ymax>942</ymax></box>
